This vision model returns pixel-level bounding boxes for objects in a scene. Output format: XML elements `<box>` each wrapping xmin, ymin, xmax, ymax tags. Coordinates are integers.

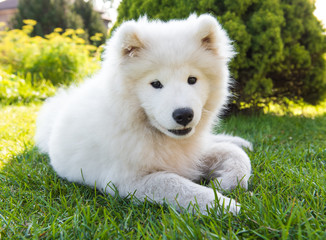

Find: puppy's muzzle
<box><xmin>172</xmin><ymin>108</ymin><xmax>194</xmax><ymax>127</ymax></box>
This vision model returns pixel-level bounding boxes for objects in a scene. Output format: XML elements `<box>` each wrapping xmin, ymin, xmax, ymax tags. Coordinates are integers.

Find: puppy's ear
<box><xmin>195</xmin><ymin>15</ymin><xmax>219</xmax><ymax>55</ymax></box>
<box><xmin>195</xmin><ymin>14</ymin><xmax>234</xmax><ymax>60</ymax></box>
<box><xmin>119</xmin><ymin>23</ymin><xmax>144</xmax><ymax>57</ymax></box>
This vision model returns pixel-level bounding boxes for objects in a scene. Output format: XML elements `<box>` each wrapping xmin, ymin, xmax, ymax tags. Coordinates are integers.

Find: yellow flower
<box><xmin>22</xmin><ymin>25</ymin><xmax>34</xmax><ymax>34</ymax></box>
<box><xmin>76</xmin><ymin>28</ymin><xmax>85</xmax><ymax>35</ymax></box>
<box><xmin>90</xmin><ymin>32</ymin><xmax>103</xmax><ymax>42</ymax></box>
<box><xmin>54</xmin><ymin>28</ymin><xmax>63</xmax><ymax>33</ymax></box>
<box><xmin>63</xmin><ymin>29</ymin><xmax>75</xmax><ymax>36</ymax></box>
<box><xmin>23</xmin><ymin>19</ymin><xmax>37</xmax><ymax>26</ymax></box>
<box><xmin>32</xmin><ymin>36</ymin><xmax>44</xmax><ymax>42</ymax></box>
<box><xmin>75</xmin><ymin>38</ymin><xmax>85</xmax><ymax>44</ymax></box>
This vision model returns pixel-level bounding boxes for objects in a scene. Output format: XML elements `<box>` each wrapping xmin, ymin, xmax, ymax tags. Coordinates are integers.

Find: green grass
<box><xmin>0</xmin><ymin>104</ymin><xmax>325</xmax><ymax>239</ymax></box>
<box><xmin>0</xmin><ymin>104</ymin><xmax>40</xmax><ymax>168</ymax></box>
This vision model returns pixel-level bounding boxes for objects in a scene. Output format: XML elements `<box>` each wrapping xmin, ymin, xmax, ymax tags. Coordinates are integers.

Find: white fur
<box><xmin>35</xmin><ymin>14</ymin><xmax>252</xmax><ymax>215</ymax></box>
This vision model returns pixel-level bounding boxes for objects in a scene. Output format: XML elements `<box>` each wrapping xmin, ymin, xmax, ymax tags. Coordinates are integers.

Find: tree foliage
<box><xmin>12</xmin><ymin>0</ymin><xmax>82</xmax><ymax>36</ymax></box>
<box><xmin>72</xmin><ymin>0</ymin><xmax>107</xmax><ymax>46</ymax></box>
<box><xmin>116</xmin><ymin>0</ymin><xmax>326</xmax><ymax>106</ymax></box>
<box><xmin>12</xmin><ymin>0</ymin><xmax>107</xmax><ymax>45</ymax></box>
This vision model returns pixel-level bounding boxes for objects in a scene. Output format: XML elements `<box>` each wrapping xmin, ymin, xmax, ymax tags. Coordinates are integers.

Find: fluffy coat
<box><xmin>35</xmin><ymin>14</ymin><xmax>252</xmax><ymax>214</ymax></box>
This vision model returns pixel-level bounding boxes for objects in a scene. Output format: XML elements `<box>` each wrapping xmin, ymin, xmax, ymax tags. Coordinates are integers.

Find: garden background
<box><xmin>0</xmin><ymin>0</ymin><xmax>325</xmax><ymax>239</ymax></box>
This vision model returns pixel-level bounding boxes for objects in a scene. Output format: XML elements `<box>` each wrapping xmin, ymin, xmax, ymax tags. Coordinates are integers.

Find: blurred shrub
<box><xmin>116</xmin><ymin>0</ymin><xmax>326</xmax><ymax>108</ymax></box>
<box><xmin>0</xmin><ymin>69</ymin><xmax>56</xmax><ymax>105</ymax></box>
<box><xmin>0</xmin><ymin>20</ymin><xmax>102</xmax><ymax>85</ymax></box>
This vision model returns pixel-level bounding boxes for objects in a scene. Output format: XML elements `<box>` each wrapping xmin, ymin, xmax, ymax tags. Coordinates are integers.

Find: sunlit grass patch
<box><xmin>0</xmin><ymin>104</ymin><xmax>40</xmax><ymax>167</ymax></box>
<box><xmin>265</xmin><ymin>99</ymin><xmax>326</xmax><ymax>117</ymax></box>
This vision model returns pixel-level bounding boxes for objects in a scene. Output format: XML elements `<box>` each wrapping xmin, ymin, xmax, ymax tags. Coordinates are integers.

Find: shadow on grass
<box><xmin>0</xmin><ymin>147</ymin><xmax>172</xmax><ymax>238</ymax></box>
<box><xmin>1</xmin><ymin>147</ymin><xmax>136</xmax><ymax>208</ymax></box>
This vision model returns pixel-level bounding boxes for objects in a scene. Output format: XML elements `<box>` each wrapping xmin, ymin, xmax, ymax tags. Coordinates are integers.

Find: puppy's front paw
<box><xmin>231</xmin><ymin>137</ymin><xmax>253</xmax><ymax>151</ymax></box>
<box><xmin>211</xmin><ymin>134</ymin><xmax>253</xmax><ymax>151</ymax></box>
<box><xmin>202</xmin><ymin>195</ymin><xmax>240</xmax><ymax>215</ymax></box>
<box><xmin>217</xmin><ymin>196</ymin><xmax>241</xmax><ymax>215</ymax></box>
<box><xmin>214</xmin><ymin>171</ymin><xmax>249</xmax><ymax>191</ymax></box>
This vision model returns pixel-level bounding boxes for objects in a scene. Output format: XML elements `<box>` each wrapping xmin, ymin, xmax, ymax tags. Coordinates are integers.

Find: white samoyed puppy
<box><xmin>35</xmin><ymin>14</ymin><xmax>252</xmax><ymax>215</ymax></box>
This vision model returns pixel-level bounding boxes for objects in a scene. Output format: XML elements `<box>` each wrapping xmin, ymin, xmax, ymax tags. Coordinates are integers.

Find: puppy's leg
<box><xmin>120</xmin><ymin>172</ymin><xmax>240</xmax><ymax>215</ymax></box>
<box><xmin>210</xmin><ymin>134</ymin><xmax>253</xmax><ymax>150</ymax></box>
<box><xmin>201</xmin><ymin>142</ymin><xmax>251</xmax><ymax>190</ymax></box>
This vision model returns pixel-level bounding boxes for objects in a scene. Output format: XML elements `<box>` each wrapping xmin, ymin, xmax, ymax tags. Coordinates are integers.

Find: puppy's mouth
<box><xmin>168</xmin><ymin>128</ymin><xmax>192</xmax><ymax>136</ymax></box>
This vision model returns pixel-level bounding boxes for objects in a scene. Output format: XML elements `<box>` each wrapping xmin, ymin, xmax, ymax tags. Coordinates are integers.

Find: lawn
<box><xmin>0</xmin><ymin>104</ymin><xmax>40</xmax><ymax>168</ymax></box>
<box><xmin>0</xmin><ymin>104</ymin><xmax>325</xmax><ymax>239</ymax></box>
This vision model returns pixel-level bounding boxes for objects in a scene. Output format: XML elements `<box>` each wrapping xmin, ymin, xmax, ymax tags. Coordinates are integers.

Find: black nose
<box><xmin>172</xmin><ymin>108</ymin><xmax>194</xmax><ymax>127</ymax></box>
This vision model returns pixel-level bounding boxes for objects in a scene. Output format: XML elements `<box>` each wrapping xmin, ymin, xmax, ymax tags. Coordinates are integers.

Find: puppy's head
<box><xmin>109</xmin><ymin>14</ymin><xmax>234</xmax><ymax>139</ymax></box>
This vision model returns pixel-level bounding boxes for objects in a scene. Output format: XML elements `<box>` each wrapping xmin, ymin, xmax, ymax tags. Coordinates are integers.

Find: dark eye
<box><xmin>188</xmin><ymin>76</ymin><xmax>197</xmax><ymax>85</ymax></box>
<box><xmin>150</xmin><ymin>80</ymin><xmax>163</xmax><ymax>89</ymax></box>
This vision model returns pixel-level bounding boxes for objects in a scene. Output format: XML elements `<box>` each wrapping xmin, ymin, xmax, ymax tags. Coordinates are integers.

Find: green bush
<box><xmin>0</xmin><ymin>20</ymin><xmax>101</xmax><ymax>86</ymax></box>
<box><xmin>0</xmin><ymin>69</ymin><xmax>56</xmax><ymax>105</ymax></box>
<box><xmin>116</xmin><ymin>0</ymin><xmax>326</xmax><ymax>107</ymax></box>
